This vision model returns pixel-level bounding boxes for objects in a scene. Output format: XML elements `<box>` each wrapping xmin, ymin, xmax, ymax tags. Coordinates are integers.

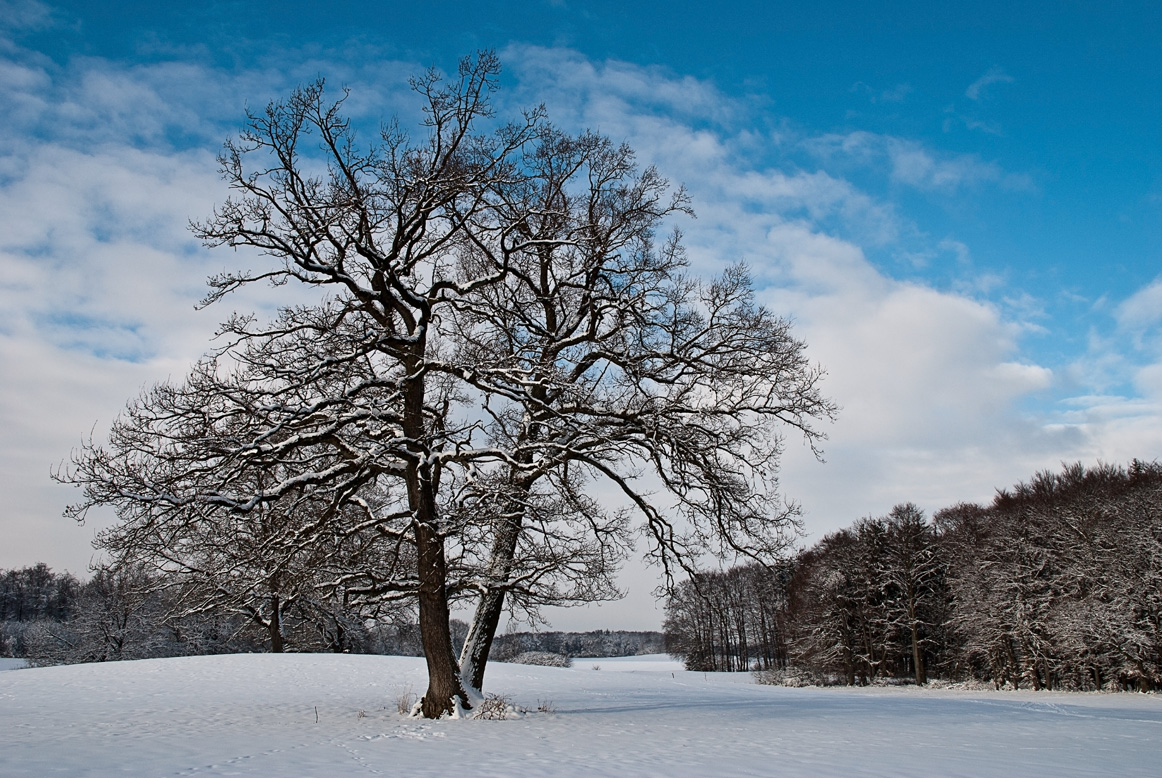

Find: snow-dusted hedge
<box><xmin>510</xmin><ymin>651</ymin><xmax>572</xmax><ymax>668</ymax></box>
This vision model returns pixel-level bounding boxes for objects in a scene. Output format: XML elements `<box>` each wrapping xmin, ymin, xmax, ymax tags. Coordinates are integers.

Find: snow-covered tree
<box><xmin>937</xmin><ymin>462</ymin><xmax>1162</xmax><ymax>690</ymax></box>
<box><xmin>449</xmin><ymin>126</ymin><xmax>834</xmax><ymax>689</ymax></box>
<box><xmin>62</xmin><ymin>52</ymin><xmax>834</xmax><ymax>715</ymax></box>
<box><xmin>881</xmin><ymin>503</ymin><xmax>944</xmax><ymax>685</ymax></box>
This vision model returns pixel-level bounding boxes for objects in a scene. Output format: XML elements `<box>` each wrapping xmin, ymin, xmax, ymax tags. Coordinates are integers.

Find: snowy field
<box><xmin>1</xmin><ymin>653</ymin><xmax>1159</xmax><ymax>777</ymax></box>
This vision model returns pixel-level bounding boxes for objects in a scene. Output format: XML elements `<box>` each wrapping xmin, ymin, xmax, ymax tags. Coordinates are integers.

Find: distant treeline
<box><xmin>0</xmin><ymin>562</ymin><xmax>425</xmax><ymax>663</ymax></box>
<box><xmin>1</xmin><ymin>566</ymin><xmax>660</xmax><ymax>665</ymax></box>
<box><xmin>664</xmin><ymin>461</ymin><xmax>1162</xmax><ymax>692</ymax></box>
<box><xmin>491</xmin><ymin>630</ymin><xmax>664</xmax><ymax>660</ymax></box>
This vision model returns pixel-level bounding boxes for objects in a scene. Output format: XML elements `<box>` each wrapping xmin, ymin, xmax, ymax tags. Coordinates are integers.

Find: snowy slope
<box><xmin>1</xmin><ymin>653</ymin><xmax>1159</xmax><ymax>777</ymax></box>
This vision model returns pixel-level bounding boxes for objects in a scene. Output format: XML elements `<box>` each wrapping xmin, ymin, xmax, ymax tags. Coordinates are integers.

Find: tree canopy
<box><xmin>60</xmin><ymin>52</ymin><xmax>834</xmax><ymax>717</ymax></box>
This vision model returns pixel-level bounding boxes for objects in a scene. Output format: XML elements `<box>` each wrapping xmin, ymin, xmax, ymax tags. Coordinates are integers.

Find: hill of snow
<box><xmin>1</xmin><ymin>653</ymin><xmax>1159</xmax><ymax>776</ymax></box>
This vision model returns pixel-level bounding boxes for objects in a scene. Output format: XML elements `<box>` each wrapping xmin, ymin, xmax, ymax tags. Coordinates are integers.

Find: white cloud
<box><xmin>499</xmin><ymin>46</ymin><xmax>1161</xmax><ymax>540</ymax></box>
<box><xmin>2</xmin><ymin>40</ymin><xmax>1159</xmax><ymax>633</ymax></box>
<box><xmin>0</xmin><ymin>49</ymin><xmax>317</xmax><ymax>574</ymax></box>
<box><xmin>1047</xmin><ymin>277</ymin><xmax>1162</xmax><ymax>450</ymax></box>
<box><xmin>703</xmin><ymin>228</ymin><xmax>1044</xmax><ymax>473</ymax></box>
<box><xmin>887</xmin><ymin>139</ymin><xmax>999</xmax><ymax>190</ymax></box>
<box><xmin>879</xmin><ymin>83</ymin><xmax>912</xmax><ymax>103</ymax></box>
<box><xmin>1116</xmin><ymin>276</ymin><xmax>1162</xmax><ymax>333</ymax></box>
<box><xmin>851</xmin><ymin>81</ymin><xmax>912</xmax><ymax>104</ymax></box>
<box><xmin>0</xmin><ymin>0</ymin><xmax>55</xmax><ymax>33</ymax></box>
<box><xmin>938</xmin><ymin>238</ymin><xmax>971</xmax><ymax>265</ymax></box>
<box><xmin>501</xmin><ymin>45</ymin><xmax>735</xmax><ymax>127</ymax></box>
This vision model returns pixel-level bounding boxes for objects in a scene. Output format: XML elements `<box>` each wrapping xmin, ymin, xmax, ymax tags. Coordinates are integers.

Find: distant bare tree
<box><xmin>23</xmin><ymin>564</ymin><xmax>165</xmax><ymax>665</ymax></box>
<box><xmin>663</xmin><ymin>563</ymin><xmax>793</xmax><ymax>672</ymax></box>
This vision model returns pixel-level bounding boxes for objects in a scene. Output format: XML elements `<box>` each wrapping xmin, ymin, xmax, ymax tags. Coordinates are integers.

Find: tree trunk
<box><xmin>269</xmin><ymin>594</ymin><xmax>284</xmax><ymax>653</ymax></box>
<box><xmin>459</xmin><ymin>587</ymin><xmax>507</xmax><ymax>693</ymax></box>
<box><xmin>403</xmin><ymin>360</ymin><xmax>471</xmax><ymax>718</ymax></box>
<box><xmin>910</xmin><ymin>618</ymin><xmax>926</xmax><ymax>685</ymax></box>
<box><xmin>458</xmin><ymin>497</ymin><xmax>523</xmax><ymax>692</ymax></box>
<box><xmin>907</xmin><ymin>594</ymin><xmax>925</xmax><ymax>685</ymax></box>
<box><xmin>415</xmin><ymin>519</ymin><xmax>469</xmax><ymax>717</ymax></box>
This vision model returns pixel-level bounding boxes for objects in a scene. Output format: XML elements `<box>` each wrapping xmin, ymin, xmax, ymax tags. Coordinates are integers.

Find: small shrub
<box><xmin>536</xmin><ymin>698</ymin><xmax>556</xmax><ymax>714</ymax></box>
<box><xmin>395</xmin><ymin>685</ymin><xmax>417</xmax><ymax>716</ymax></box>
<box><xmin>753</xmin><ymin>667</ymin><xmax>826</xmax><ymax>688</ymax></box>
<box><xmin>472</xmin><ymin>693</ymin><xmax>523</xmax><ymax>720</ymax></box>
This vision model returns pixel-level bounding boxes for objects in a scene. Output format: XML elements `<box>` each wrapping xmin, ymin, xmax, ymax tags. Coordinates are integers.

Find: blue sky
<box><xmin>3</xmin><ymin>0</ymin><xmax>1161</xmax><ymax>628</ymax></box>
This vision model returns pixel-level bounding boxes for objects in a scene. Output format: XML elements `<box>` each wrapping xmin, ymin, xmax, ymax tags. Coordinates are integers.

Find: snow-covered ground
<box><xmin>1</xmin><ymin>653</ymin><xmax>1159</xmax><ymax>777</ymax></box>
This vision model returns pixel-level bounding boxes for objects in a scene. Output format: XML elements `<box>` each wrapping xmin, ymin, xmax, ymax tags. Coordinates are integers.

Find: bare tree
<box><xmin>23</xmin><ymin>564</ymin><xmax>168</xmax><ymax>666</ymax></box>
<box><xmin>447</xmin><ymin>128</ymin><xmax>835</xmax><ymax>690</ymax></box>
<box><xmin>62</xmin><ymin>52</ymin><xmax>834</xmax><ymax>715</ymax></box>
<box><xmin>61</xmin><ymin>318</ymin><xmax>417</xmax><ymax>655</ymax></box>
<box><xmin>63</xmin><ymin>54</ymin><xmax>538</xmax><ymax>716</ymax></box>
<box><xmin>193</xmin><ymin>54</ymin><xmax>547</xmax><ymax>717</ymax></box>
<box><xmin>663</xmin><ymin>563</ymin><xmax>792</xmax><ymax>672</ymax></box>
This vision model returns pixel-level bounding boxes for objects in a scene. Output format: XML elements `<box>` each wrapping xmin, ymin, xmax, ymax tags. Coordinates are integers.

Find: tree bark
<box><xmin>458</xmin><ymin>495</ymin><xmax>524</xmax><ymax>692</ymax></box>
<box><xmin>910</xmin><ymin>618</ymin><xmax>926</xmax><ymax>685</ymax></box>
<box><xmin>269</xmin><ymin>594</ymin><xmax>284</xmax><ymax>654</ymax></box>
<box><xmin>415</xmin><ymin>518</ymin><xmax>469</xmax><ymax>717</ymax></box>
<box><xmin>403</xmin><ymin>357</ymin><xmax>471</xmax><ymax>718</ymax></box>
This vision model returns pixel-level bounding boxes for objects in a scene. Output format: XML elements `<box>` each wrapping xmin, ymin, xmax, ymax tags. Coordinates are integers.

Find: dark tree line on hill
<box><xmin>1</xmin><ymin>566</ymin><xmax>661</xmax><ymax>665</ymax></box>
<box><xmin>1</xmin><ymin>563</ymin><xmax>79</xmax><ymax>623</ymax></box>
<box><xmin>665</xmin><ymin>461</ymin><xmax>1162</xmax><ymax>692</ymax></box>
<box><xmin>490</xmin><ymin>630</ymin><xmax>663</xmax><ymax>660</ymax></box>
<box><xmin>0</xmin><ymin>562</ymin><xmax>425</xmax><ymax>663</ymax></box>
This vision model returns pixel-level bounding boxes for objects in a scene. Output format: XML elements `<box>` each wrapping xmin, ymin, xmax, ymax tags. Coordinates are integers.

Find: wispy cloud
<box><xmin>1115</xmin><ymin>276</ymin><xmax>1162</xmax><ymax>334</ymax></box>
<box><xmin>1050</xmin><ymin>275</ymin><xmax>1162</xmax><ymax>457</ymax></box>
<box><xmin>499</xmin><ymin>46</ymin><xmax>1097</xmax><ymax>526</ymax></box>
<box><xmin>851</xmin><ymin>81</ymin><xmax>913</xmax><ymax>104</ymax></box>
<box><xmin>888</xmin><ymin>139</ymin><xmax>1000</xmax><ymax>190</ymax></box>
<box><xmin>0</xmin><ymin>35</ymin><xmax>330</xmax><ymax>573</ymax></box>
<box><xmin>501</xmin><ymin>45</ymin><xmax>737</xmax><ymax>128</ymax></box>
<box><xmin>805</xmin><ymin>131</ymin><xmax>1035</xmax><ymax>194</ymax></box>
<box><xmin>965</xmin><ymin>65</ymin><xmax>1014</xmax><ymax>101</ymax></box>
<box><xmin>0</xmin><ymin>0</ymin><xmax>56</xmax><ymax>33</ymax></box>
